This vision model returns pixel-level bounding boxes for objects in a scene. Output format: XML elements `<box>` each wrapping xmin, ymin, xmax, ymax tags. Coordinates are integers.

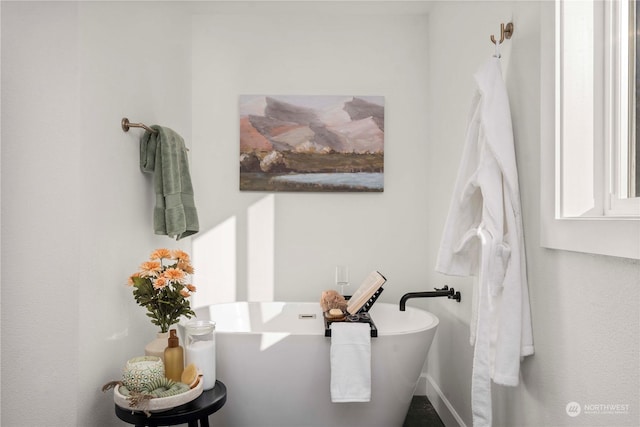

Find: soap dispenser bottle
<box><xmin>164</xmin><ymin>329</ymin><xmax>184</xmax><ymax>382</ymax></box>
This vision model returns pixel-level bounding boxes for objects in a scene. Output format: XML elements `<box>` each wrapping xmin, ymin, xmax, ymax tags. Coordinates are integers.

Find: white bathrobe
<box><xmin>435</xmin><ymin>57</ymin><xmax>534</xmax><ymax>427</ymax></box>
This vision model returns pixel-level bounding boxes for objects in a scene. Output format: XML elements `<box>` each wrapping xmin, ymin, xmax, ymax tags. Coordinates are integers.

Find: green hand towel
<box><xmin>140</xmin><ymin>126</ymin><xmax>199</xmax><ymax>240</ymax></box>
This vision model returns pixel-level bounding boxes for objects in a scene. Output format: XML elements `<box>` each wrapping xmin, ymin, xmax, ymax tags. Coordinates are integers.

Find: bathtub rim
<box><xmin>192</xmin><ymin>301</ymin><xmax>439</xmax><ymax>337</ymax></box>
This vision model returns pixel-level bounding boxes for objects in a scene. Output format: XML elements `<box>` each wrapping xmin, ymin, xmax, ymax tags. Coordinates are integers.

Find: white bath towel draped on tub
<box><xmin>435</xmin><ymin>56</ymin><xmax>534</xmax><ymax>427</ymax></box>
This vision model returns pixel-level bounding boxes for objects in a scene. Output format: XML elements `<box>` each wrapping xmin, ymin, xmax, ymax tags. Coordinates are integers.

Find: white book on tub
<box><xmin>346</xmin><ymin>271</ymin><xmax>387</xmax><ymax>315</ymax></box>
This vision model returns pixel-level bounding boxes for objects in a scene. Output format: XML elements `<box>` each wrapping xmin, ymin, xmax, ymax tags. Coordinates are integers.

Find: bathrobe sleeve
<box><xmin>434</xmin><ymin>91</ymin><xmax>484</xmax><ymax>278</ymax></box>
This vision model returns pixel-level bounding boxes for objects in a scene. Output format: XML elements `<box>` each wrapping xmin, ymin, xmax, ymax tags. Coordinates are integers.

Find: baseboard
<box><xmin>414</xmin><ymin>373</ymin><xmax>428</xmax><ymax>395</ymax></box>
<box><xmin>415</xmin><ymin>373</ymin><xmax>467</xmax><ymax>427</ymax></box>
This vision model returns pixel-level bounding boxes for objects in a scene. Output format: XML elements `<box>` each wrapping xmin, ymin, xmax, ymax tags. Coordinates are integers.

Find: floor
<box><xmin>403</xmin><ymin>396</ymin><xmax>446</xmax><ymax>427</ymax></box>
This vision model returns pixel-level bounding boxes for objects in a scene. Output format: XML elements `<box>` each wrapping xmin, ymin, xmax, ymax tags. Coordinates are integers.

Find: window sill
<box><xmin>540</xmin><ymin>216</ymin><xmax>640</xmax><ymax>259</ymax></box>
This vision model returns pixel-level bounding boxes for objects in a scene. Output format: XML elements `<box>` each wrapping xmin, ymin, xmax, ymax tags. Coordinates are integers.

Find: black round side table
<box><xmin>115</xmin><ymin>380</ymin><xmax>227</xmax><ymax>427</ymax></box>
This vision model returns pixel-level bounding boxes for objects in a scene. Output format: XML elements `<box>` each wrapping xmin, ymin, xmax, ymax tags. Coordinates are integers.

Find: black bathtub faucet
<box><xmin>399</xmin><ymin>286</ymin><xmax>461</xmax><ymax>311</ymax></box>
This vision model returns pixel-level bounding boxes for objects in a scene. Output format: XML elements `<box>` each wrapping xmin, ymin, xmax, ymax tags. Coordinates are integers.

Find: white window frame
<box><xmin>541</xmin><ymin>0</ymin><xmax>640</xmax><ymax>260</ymax></box>
<box><xmin>605</xmin><ymin>0</ymin><xmax>640</xmax><ymax>216</ymax></box>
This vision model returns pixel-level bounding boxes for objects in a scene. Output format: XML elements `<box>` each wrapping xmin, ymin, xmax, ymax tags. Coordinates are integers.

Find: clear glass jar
<box><xmin>184</xmin><ymin>320</ymin><xmax>216</xmax><ymax>390</ymax></box>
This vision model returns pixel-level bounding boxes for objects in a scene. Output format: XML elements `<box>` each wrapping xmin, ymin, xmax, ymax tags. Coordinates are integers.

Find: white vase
<box><xmin>145</xmin><ymin>332</ymin><xmax>169</xmax><ymax>363</ymax></box>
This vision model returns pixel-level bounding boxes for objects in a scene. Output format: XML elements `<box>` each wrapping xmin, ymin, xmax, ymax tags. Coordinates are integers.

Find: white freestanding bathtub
<box><xmin>193</xmin><ymin>301</ymin><xmax>438</xmax><ymax>427</ymax></box>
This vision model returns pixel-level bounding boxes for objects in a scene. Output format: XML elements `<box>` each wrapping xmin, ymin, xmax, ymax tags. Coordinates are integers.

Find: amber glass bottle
<box><xmin>163</xmin><ymin>329</ymin><xmax>184</xmax><ymax>382</ymax></box>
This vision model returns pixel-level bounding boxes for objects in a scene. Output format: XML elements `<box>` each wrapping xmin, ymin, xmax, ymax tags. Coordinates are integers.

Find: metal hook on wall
<box><xmin>490</xmin><ymin>22</ymin><xmax>514</xmax><ymax>45</ymax></box>
<box><xmin>121</xmin><ymin>117</ymin><xmax>190</xmax><ymax>151</ymax></box>
<box><xmin>121</xmin><ymin>117</ymin><xmax>158</xmax><ymax>134</ymax></box>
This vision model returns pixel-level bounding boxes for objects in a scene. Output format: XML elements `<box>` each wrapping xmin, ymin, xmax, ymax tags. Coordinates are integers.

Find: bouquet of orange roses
<box><xmin>128</xmin><ymin>248</ymin><xmax>196</xmax><ymax>333</ymax></box>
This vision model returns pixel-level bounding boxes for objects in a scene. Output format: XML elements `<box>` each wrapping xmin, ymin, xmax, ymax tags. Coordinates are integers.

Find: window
<box><xmin>540</xmin><ymin>0</ymin><xmax>640</xmax><ymax>259</ymax></box>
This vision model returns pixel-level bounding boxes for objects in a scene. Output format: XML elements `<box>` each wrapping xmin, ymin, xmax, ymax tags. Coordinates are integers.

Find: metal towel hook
<box><xmin>490</xmin><ymin>22</ymin><xmax>514</xmax><ymax>45</ymax></box>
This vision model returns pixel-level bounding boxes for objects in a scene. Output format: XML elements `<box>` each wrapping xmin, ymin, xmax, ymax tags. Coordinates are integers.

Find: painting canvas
<box><xmin>239</xmin><ymin>95</ymin><xmax>384</xmax><ymax>192</ymax></box>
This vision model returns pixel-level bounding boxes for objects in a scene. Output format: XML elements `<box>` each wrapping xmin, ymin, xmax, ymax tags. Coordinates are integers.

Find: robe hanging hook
<box><xmin>490</xmin><ymin>22</ymin><xmax>514</xmax><ymax>45</ymax></box>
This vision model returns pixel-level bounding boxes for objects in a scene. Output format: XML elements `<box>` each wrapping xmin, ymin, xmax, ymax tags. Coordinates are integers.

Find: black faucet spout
<box><xmin>399</xmin><ymin>286</ymin><xmax>461</xmax><ymax>311</ymax></box>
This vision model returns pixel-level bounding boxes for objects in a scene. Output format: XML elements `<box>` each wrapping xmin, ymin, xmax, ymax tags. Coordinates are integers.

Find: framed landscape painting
<box><xmin>239</xmin><ymin>95</ymin><xmax>384</xmax><ymax>192</ymax></box>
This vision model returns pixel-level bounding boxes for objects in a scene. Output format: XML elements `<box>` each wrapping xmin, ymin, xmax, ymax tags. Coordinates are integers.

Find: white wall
<box><xmin>189</xmin><ymin>2</ymin><xmax>431</xmax><ymax>307</ymax></box>
<box><xmin>2</xmin><ymin>2</ymin><xmax>193</xmax><ymax>425</ymax></box>
<box><xmin>2</xmin><ymin>3</ymin><xmax>81</xmax><ymax>425</ymax></box>
<box><xmin>2</xmin><ymin>1</ymin><xmax>639</xmax><ymax>427</ymax></box>
<box><xmin>424</xmin><ymin>1</ymin><xmax>640</xmax><ymax>427</ymax></box>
